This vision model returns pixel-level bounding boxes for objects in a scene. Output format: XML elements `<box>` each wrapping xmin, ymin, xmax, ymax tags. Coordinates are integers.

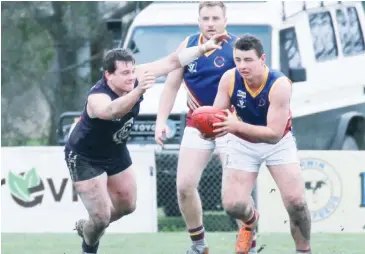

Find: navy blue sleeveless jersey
<box><xmin>183</xmin><ymin>32</ymin><xmax>236</xmax><ymax>107</ymax></box>
<box><xmin>65</xmin><ymin>78</ymin><xmax>142</xmax><ymax>160</ymax></box>
<box><xmin>229</xmin><ymin>66</ymin><xmax>292</xmax><ymax>132</ymax></box>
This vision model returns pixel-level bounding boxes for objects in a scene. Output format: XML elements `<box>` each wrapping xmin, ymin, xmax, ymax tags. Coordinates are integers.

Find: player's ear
<box><xmin>198</xmin><ymin>17</ymin><xmax>203</xmax><ymax>30</ymax></box>
<box><xmin>260</xmin><ymin>54</ymin><xmax>266</xmax><ymax>65</ymax></box>
<box><xmin>104</xmin><ymin>70</ymin><xmax>112</xmax><ymax>82</ymax></box>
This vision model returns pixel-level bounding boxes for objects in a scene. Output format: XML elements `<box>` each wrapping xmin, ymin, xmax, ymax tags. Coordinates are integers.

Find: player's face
<box><xmin>234</xmin><ymin>49</ymin><xmax>266</xmax><ymax>80</ymax></box>
<box><xmin>106</xmin><ymin>61</ymin><xmax>136</xmax><ymax>92</ymax></box>
<box><xmin>198</xmin><ymin>6</ymin><xmax>227</xmax><ymax>40</ymax></box>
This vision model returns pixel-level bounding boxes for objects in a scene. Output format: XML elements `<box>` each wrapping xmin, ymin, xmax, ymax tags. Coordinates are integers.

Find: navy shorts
<box><xmin>64</xmin><ymin>147</ymin><xmax>132</xmax><ymax>182</ymax></box>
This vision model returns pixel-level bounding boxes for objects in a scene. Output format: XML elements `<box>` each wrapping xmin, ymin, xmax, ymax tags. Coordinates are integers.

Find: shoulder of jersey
<box><xmin>269</xmin><ymin>68</ymin><xmax>286</xmax><ymax>78</ymax></box>
<box><xmin>188</xmin><ymin>32</ymin><xmax>201</xmax><ymax>40</ymax></box>
<box><xmin>227</xmin><ymin>33</ymin><xmax>237</xmax><ymax>46</ymax></box>
<box><xmin>90</xmin><ymin>79</ymin><xmax>104</xmax><ymax>92</ymax></box>
<box><xmin>227</xmin><ymin>32</ymin><xmax>237</xmax><ymax>39</ymax></box>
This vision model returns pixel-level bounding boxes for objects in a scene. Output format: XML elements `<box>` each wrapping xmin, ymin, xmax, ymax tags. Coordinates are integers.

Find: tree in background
<box><xmin>1</xmin><ymin>1</ymin><xmax>151</xmax><ymax>146</ymax></box>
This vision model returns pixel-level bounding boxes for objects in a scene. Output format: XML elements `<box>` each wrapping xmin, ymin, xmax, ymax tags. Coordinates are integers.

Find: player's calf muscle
<box><xmin>80</xmin><ymin>194</ymin><xmax>111</xmax><ymax>229</ymax></box>
<box><xmin>287</xmin><ymin>202</ymin><xmax>311</xmax><ymax>241</ymax></box>
<box><xmin>89</xmin><ymin>208</ymin><xmax>111</xmax><ymax>229</ymax></box>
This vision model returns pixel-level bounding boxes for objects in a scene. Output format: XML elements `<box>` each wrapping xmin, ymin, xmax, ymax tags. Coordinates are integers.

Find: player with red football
<box><xmin>211</xmin><ymin>34</ymin><xmax>312</xmax><ymax>254</ymax></box>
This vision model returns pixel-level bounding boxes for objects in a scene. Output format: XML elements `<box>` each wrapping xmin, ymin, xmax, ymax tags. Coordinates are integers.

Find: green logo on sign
<box><xmin>8</xmin><ymin>168</ymin><xmax>42</xmax><ymax>202</ymax></box>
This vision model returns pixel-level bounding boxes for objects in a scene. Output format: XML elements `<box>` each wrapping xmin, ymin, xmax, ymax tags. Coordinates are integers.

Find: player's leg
<box><xmin>268</xmin><ymin>163</ymin><xmax>311</xmax><ymax>252</ymax></box>
<box><xmin>177</xmin><ymin>126</ymin><xmax>215</xmax><ymax>253</ymax></box>
<box><xmin>65</xmin><ymin>149</ymin><xmax>112</xmax><ymax>254</ymax></box>
<box><xmin>75</xmin><ymin>173</ymin><xmax>112</xmax><ymax>253</ymax></box>
<box><xmin>265</xmin><ymin>133</ymin><xmax>311</xmax><ymax>253</ymax></box>
<box><xmin>106</xmin><ymin>149</ymin><xmax>136</xmax><ymax>222</ymax></box>
<box><xmin>216</xmin><ymin>134</ymin><xmax>258</xmax><ymax>253</ymax></box>
<box><xmin>221</xmin><ymin>135</ymin><xmax>261</xmax><ymax>254</ymax></box>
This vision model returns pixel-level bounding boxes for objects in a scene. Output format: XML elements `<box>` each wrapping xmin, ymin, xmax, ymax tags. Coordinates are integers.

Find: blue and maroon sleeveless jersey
<box><xmin>183</xmin><ymin>32</ymin><xmax>236</xmax><ymax>126</ymax></box>
<box><xmin>229</xmin><ymin>66</ymin><xmax>292</xmax><ymax>142</ymax></box>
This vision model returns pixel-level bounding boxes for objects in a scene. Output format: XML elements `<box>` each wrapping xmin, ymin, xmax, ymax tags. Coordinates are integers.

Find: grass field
<box><xmin>2</xmin><ymin>232</ymin><xmax>364</xmax><ymax>254</ymax></box>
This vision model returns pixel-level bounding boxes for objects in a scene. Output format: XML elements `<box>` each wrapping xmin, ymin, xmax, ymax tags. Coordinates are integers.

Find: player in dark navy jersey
<box><xmin>155</xmin><ymin>2</ymin><xmax>257</xmax><ymax>254</ymax></box>
<box><xmin>64</xmin><ymin>34</ymin><xmax>229</xmax><ymax>254</ymax></box>
<box><xmin>213</xmin><ymin>34</ymin><xmax>312</xmax><ymax>254</ymax></box>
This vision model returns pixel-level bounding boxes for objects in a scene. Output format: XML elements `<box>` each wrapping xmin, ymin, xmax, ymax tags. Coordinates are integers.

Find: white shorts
<box><xmin>224</xmin><ymin>132</ymin><xmax>300</xmax><ymax>172</ymax></box>
<box><xmin>180</xmin><ymin>126</ymin><xmax>230</xmax><ymax>154</ymax></box>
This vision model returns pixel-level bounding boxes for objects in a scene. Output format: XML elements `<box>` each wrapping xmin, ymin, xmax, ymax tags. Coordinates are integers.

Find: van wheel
<box><xmin>341</xmin><ymin>135</ymin><xmax>359</xmax><ymax>150</ymax></box>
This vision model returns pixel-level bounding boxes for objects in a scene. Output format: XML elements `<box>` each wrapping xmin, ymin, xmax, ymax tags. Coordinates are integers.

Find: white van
<box><xmin>122</xmin><ymin>1</ymin><xmax>365</xmax><ymax>150</ymax></box>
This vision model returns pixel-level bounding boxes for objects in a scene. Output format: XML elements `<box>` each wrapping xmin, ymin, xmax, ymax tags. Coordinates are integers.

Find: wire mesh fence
<box><xmin>155</xmin><ymin>149</ymin><xmax>257</xmax><ymax>232</ymax></box>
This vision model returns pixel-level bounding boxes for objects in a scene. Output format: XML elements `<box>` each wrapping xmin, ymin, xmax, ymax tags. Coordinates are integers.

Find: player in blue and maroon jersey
<box><xmin>213</xmin><ymin>34</ymin><xmax>312</xmax><ymax>254</ymax></box>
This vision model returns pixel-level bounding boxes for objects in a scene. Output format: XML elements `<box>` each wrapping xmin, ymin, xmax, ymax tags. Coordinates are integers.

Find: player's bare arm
<box><xmin>135</xmin><ymin>33</ymin><xmax>230</xmax><ymax>79</ymax></box>
<box><xmin>154</xmin><ymin>38</ymin><xmax>188</xmax><ymax>145</ymax></box>
<box><xmin>155</xmin><ymin>71</ymin><xmax>184</xmax><ymax>146</ymax></box>
<box><xmin>155</xmin><ymin>38</ymin><xmax>187</xmax><ymax>126</ymax></box>
<box><xmin>87</xmin><ymin>72</ymin><xmax>155</xmax><ymax>120</ymax></box>
<box><xmin>213</xmin><ymin>68</ymin><xmax>234</xmax><ymax>110</ymax></box>
<box><xmin>214</xmin><ymin>78</ymin><xmax>291</xmax><ymax>144</ymax></box>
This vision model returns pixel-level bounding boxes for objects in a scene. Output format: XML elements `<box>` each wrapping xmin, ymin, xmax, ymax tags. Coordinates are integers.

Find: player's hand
<box><xmin>213</xmin><ymin>109</ymin><xmax>240</xmax><ymax>137</ymax></box>
<box><xmin>137</xmin><ymin>71</ymin><xmax>155</xmax><ymax>93</ymax></box>
<box><xmin>202</xmin><ymin>33</ymin><xmax>231</xmax><ymax>52</ymax></box>
<box><xmin>155</xmin><ymin>122</ymin><xmax>169</xmax><ymax>146</ymax></box>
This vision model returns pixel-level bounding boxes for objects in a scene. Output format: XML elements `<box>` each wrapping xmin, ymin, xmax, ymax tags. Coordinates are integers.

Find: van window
<box><xmin>280</xmin><ymin>27</ymin><xmax>302</xmax><ymax>69</ymax></box>
<box><xmin>127</xmin><ymin>25</ymin><xmax>272</xmax><ymax>82</ymax></box>
<box><xmin>309</xmin><ymin>11</ymin><xmax>338</xmax><ymax>61</ymax></box>
<box><xmin>335</xmin><ymin>7</ymin><xmax>365</xmax><ymax>56</ymax></box>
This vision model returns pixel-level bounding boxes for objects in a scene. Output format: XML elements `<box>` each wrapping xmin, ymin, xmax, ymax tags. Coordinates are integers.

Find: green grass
<box><xmin>2</xmin><ymin>232</ymin><xmax>364</xmax><ymax>254</ymax></box>
<box><xmin>158</xmin><ymin>211</ymin><xmax>237</xmax><ymax>232</ymax></box>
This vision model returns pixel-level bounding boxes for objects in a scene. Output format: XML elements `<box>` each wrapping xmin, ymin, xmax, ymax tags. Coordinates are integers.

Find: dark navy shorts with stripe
<box><xmin>64</xmin><ymin>147</ymin><xmax>132</xmax><ymax>182</ymax></box>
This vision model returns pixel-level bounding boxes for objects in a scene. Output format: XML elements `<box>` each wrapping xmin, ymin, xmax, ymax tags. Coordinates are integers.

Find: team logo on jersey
<box><xmin>301</xmin><ymin>158</ymin><xmax>342</xmax><ymax>222</ymax></box>
<box><xmin>236</xmin><ymin>90</ymin><xmax>246</xmax><ymax>109</ymax></box>
<box><xmin>113</xmin><ymin>117</ymin><xmax>134</xmax><ymax>144</ymax></box>
<box><xmin>187</xmin><ymin>60</ymin><xmax>198</xmax><ymax>73</ymax></box>
<box><xmin>258</xmin><ymin>97</ymin><xmax>266</xmax><ymax>107</ymax></box>
<box><xmin>213</xmin><ymin>56</ymin><xmax>225</xmax><ymax>68</ymax></box>
<box><xmin>237</xmin><ymin>90</ymin><xmax>246</xmax><ymax>98</ymax></box>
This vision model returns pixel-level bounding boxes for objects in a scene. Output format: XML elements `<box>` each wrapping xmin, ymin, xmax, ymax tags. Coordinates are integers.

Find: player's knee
<box><xmin>285</xmin><ymin>197</ymin><xmax>309</xmax><ymax>219</ymax></box>
<box><xmin>283</xmin><ymin>192</ymin><xmax>306</xmax><ymax>209</ymax></box>
<box><xmin>90</xmin><ymin>209</ymin><xmax>111</xmax><ymax>230</ymax></box>
<box><xmin>223</xmin><ymin>198</ymin><xmax>251</xmax><ymax>220</ymax></box>
<box><xmin>120</xmin><ymin>199</ymin><xmax>136</xmax><ymax>216</ymax></box>
<box><xmin>112</xmin><ymin>193</ymin><xmax>137</xmax><ymax>219</ymax></box>
<box><xmin>177</xmin><ymin>180</ymin><xmax>197</xmax><ymax>200</ymax></box>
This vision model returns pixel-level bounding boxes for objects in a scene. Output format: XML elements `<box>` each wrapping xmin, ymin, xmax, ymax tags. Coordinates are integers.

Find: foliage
<box><xmin>1</xmin><ymin>1</ymin><xmax>151</xmax><ymax>146</ymax></box>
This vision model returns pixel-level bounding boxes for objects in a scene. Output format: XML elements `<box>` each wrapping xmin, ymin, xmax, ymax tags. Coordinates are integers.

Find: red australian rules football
<box><xmin>191</xmin><ymin>106</ymin><xmax>227</xmax><ymax>138</ymax></box>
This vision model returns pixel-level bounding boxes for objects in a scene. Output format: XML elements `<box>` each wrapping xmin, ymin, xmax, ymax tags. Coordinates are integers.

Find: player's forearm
<box><xmin>234</xmin><ymin>121</ymin><xmax>281</xmax><ymax>144</ymax></box>
<box><xmin>156</xmin><ymin>86</ymin><xmax>179</xmax><ymax>125</ymax></box>
<box><xmin>160</xmin><ymin>45</ymin><xmax>205</xmax><ymax>76</ymax></box>
<box><xmin>137</xmin><ymin>45</ymin><xmax>205</xmax><ymax>79</ymax></box>
<box><xmin>213</xmin><ymin>96</ymin><xmax>231</xmax><ymax>110</ymax></box>
<box><xmin>176</xmin><ymin>45</ymin><xmax>206</xmax><ymax>67</ymax></box>
<box><xmin>104</xmin><ymin>88</ymin><xmax>144</xmax><ymax>119</ymax></box>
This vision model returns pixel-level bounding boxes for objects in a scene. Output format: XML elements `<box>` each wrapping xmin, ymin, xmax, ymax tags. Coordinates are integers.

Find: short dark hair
<box><xmin>103</xmin><ymin>48</ymin><xmax>135</xmax><ymax>74</ymax></box>
<box><xmin>199</xmin><ymin>1</ymin><xmax>226</xmax><ymax>16</ymax></box>
<box><xmin>235</xmin><ymin>34</ymin><xmax>264</xmax><ymax>58</ymax></box>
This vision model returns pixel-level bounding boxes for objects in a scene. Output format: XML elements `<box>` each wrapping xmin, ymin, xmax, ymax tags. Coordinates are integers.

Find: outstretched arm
<box><xmin>135</xmin><ymin>33</ymin><xmax>230</xmax><ymax>79</ymax></box>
